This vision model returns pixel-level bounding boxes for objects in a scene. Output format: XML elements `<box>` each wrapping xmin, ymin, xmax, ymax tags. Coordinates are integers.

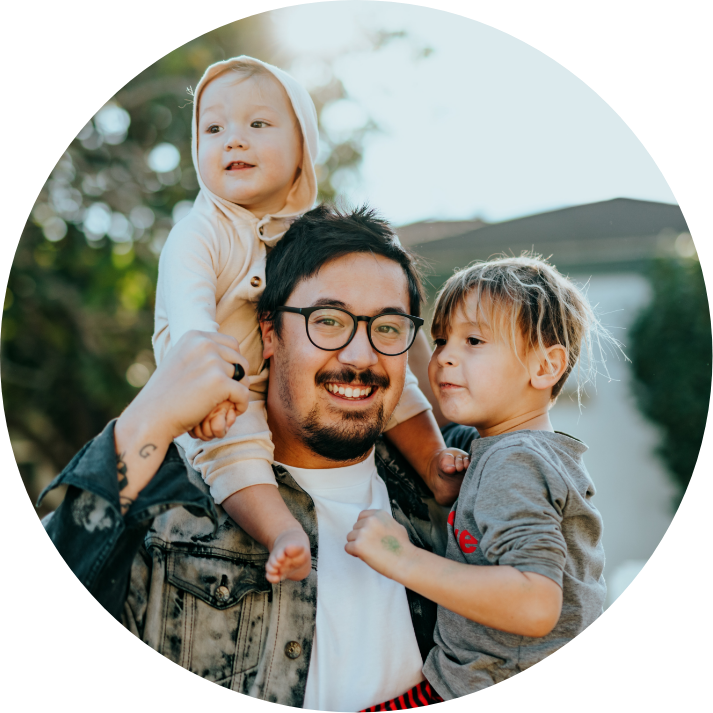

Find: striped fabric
<box><xmin>360</xmin><ymin>680</ymin><xmax>444</xmax><ymax>711</ymax></box>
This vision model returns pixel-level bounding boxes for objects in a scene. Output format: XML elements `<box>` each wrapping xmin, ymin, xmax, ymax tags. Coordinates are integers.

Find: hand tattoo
<box><xmin>119</xmin><ymin>496</ymin><xmax>135</xmax><ymax>516</ymax></box>
<box><xmin>139</xmin><ymin>443</ymin><xmax>157</xmax><ymax>459</ymax></box>
<box><xmin>116</xmin><ymin>451</ymin><xmax>129</xmax><ymax>491</ymax></box>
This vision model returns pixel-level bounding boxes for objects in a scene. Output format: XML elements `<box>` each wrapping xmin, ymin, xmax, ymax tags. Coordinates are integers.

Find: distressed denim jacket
<box><xmin>40</xmin><ymin>421</ymin><xmax>447</xmax><ymax>707</ymax></box>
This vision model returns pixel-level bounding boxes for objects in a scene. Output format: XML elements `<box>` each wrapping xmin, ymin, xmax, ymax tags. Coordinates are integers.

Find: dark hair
<box><xmin>258</xmin><ymin>204</ymin><xmax>425</xmax><ymax>336</ymax></box>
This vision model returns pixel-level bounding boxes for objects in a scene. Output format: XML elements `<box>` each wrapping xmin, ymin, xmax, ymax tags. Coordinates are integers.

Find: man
<box><xmin>41</xmin><ymin>205</ymin><xmax>465</xmax><ymax>709</ymax></box>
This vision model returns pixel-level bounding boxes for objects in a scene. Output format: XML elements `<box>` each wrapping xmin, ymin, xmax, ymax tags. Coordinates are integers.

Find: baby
<box><xmin>153</xmin><ymin>56</ymin><xmax>467</xmax><ymax>584</ymax></box>
<box><xmin>347</xmin><ymin>254</ymin><xmax>614</xmax><ymax>705</ymax></box>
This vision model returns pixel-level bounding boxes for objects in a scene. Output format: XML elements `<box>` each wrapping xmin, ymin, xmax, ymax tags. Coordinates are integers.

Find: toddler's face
<box><xmin>428</xmin><ymin>294</ymin><xmax>533</xmax><ymax>431</ymax></box>
<box><xmin>197</xmin><ymin>72</ymin><xmax>302</xmax><ymax>217</ymax></box>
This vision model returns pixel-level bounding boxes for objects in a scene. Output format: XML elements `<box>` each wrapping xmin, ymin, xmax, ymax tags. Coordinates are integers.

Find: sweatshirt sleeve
<box><xmin>176</xmin><ymin>390</ymin><xmax>277</xmax><ymax>504</ymax></box>
<box><xmin>473</xmin><ymin>445</ymin><xmax>568</xmax><ymax>586</ymax></box>
<box><xmin>383</xmin><ymin>363</ymin><xmax>432</xmax><ymax>431</ymax></box>
<box><xmin>153</xmin><ymin>217</ymin><xmax>222</xmax><ymax>363</ymax></box>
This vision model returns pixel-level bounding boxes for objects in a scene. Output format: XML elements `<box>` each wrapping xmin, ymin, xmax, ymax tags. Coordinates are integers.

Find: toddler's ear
<box><xmin>530</xmin><ymin>344</ymin><xmax>568</xmax><ymax>391</ymax></box>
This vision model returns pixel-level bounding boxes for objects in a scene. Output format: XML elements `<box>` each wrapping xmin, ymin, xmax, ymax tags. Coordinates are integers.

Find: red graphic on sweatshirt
<box><xmin>447</xmin><ymin>510</ymin><xmax>479</xmax><ymax>553</ymax></box>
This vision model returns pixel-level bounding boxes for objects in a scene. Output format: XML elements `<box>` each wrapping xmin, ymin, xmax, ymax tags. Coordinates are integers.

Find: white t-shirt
<box><xmin>277</xmin><ymin>451</ymin><xmax>424</xmax><ymax>712</ymax></box>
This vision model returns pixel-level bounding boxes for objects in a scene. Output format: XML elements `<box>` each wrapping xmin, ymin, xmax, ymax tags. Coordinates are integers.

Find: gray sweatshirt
<box><xmin>423</xmin><ymin>430</ymin><xmax>606</xmax><ymax>699</ymax></box>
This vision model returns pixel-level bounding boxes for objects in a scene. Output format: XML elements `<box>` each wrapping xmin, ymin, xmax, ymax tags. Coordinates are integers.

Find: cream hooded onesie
<box><xmin>153</xmin><ymin>56</ymin><xmax>430</xmax><ymax>503</ymax></box>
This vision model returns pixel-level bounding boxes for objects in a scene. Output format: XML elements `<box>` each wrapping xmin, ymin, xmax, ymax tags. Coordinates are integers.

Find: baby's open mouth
<box><xmin>324</xmin><ymin>383</ymin><xmax>375</xmax><ymax>400</ymax></box>
<box><xmin>225</xmin><ymin>161</ymin><xmax>255</xmax><ymax>170</ymax></box>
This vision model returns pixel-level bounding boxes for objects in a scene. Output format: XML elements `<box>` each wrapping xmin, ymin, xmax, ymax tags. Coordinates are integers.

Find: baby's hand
<box><xmin>345</xmin><ymin>509</ymin><xmax>414</xmax><ymax>581</ymax></box>
<box><xmin>265</xmin><ymin>527</ymin><xmax>312</xmax><ymax>583</ymax></box>
<box><xmin>428</xmin><ymin>448</ymin><xmax>470</xmax><ymax>506</ymax></box>
<box><xmin>189</xmin><ymin>400</ymin><xmax>238</xmax><ymax>441</ymax></box>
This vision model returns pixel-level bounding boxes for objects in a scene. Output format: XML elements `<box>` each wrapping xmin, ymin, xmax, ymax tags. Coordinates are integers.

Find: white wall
<box><xmin>549</xmin><ymin>272</ymin><xmax>677</xmax><ymax>606</ymax></box>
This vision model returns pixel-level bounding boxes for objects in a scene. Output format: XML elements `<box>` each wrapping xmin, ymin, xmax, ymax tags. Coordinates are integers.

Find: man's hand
<box><xmin>427</xmin><ymin>447</ymin><xmax>470</xmax><ymax>505</ymax></box>
<box><xmin>113</xmin><ymin>331</ymin><xmax>250</xmax><ymax>513</ymax></box>
<box><xmin>345</xmin><ymin>509</ymin><xmax>416</xmax><ymax>582</ymax></box>
<box><xmin>146</xmin><ymin>331</ymin><xmax>250</xmax><ymax>441</ymax></box>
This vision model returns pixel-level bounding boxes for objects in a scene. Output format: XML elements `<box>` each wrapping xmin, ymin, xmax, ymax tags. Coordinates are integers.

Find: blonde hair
<box><xmin>431</xmin><ymin>253</ymin><xmax>621</xmax><ymax>403</ymax></box>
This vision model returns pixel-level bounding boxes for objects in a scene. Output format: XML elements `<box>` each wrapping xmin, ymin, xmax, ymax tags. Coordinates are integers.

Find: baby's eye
<box><xmin>251</xmin><ymin>120</ymin><xmax>269</xmax><ymax>128</ymax></box>
<box><xmin>432</xmin><ymin>338</ymin><xmax>447</xmax><ymax>348</ymax></box>
<box><xmin>207</xmin><ymin>124</ymin><xmax>221</xmax><ymax>134</ymax></box>
<box><xmin>467</xmin><ymin>337</ymin><xmax>483</xmax><ymax>346</ymax></box>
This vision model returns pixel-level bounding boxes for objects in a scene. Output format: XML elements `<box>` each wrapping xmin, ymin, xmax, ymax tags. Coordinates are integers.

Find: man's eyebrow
<box><xmin>309</xmin><ymin>298</ymin><xmax>409</xmax><ymax>315</ymax></box>
<box><xmin>310</xmin><ymin>298</ymin><xmax>349</xmax><ymax>309</ymax></box>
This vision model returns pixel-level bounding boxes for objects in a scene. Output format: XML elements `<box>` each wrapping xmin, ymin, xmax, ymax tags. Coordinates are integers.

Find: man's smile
<box><xmin>324</xmin><ymin>382</ymin><xmax>376</xmax><ymax>400</ymax></box>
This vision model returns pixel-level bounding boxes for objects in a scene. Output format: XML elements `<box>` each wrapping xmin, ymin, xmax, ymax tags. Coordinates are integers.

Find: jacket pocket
<box><xmin>160</xmin><ymin>550</ymin><xmax>271</xmax><ymax>684</ymax></box>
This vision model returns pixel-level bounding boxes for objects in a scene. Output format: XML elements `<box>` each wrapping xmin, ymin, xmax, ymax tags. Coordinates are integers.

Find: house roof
<box><xmin>396</xmin><ymin>218</ymin><xmax>487</xmax><ymax>247</ymax></box>
<box><xmin>405</xmin><ymin>198</ymin><xmax>689</xmax><ymax>277</ymax></box>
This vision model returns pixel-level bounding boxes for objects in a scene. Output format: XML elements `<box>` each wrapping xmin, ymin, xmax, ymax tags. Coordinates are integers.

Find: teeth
<box><xmin>325</xmin><ymin>383</ymin><xmax>374</xmax><ymax>398</ymax></box>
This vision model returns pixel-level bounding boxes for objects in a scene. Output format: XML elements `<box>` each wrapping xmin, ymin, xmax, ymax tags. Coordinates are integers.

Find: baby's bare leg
<box><xmin>222</xmin><ymin>484</ymin><xmax>311</xmax><ymax>583</ymax></box>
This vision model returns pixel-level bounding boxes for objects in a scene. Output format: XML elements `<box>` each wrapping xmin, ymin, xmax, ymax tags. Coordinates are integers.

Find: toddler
<box><xmin>153</xmin><ymin>56</ymin><xmax>466</xmax><ymax>584</ymax></box>
<box><xmin>347</xmin><ymin>254</ymin><xmax>615</xmax><ymax>704</ymax></box>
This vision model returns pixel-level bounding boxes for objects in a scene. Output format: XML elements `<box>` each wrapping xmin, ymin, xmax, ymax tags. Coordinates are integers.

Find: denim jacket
<box><xmin>40</xmin><ymin>421</ymin><xmax>446</xmax><ymax>707</ymax></box>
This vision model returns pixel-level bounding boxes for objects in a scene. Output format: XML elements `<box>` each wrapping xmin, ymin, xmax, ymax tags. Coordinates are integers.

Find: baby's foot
<box><xmin>265</xmin><ymin>527</ymin><xmax>312</xmax><ymax>583</ymax></box>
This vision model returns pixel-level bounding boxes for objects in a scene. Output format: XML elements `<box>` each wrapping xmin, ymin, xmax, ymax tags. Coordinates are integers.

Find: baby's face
<box><xmin>197</xmin><ymin>71</ymin><xmax>302</xmax><ymax>217</ymax></box>
<box><xmin>428</xmin><ymin>295</ymin><xmax>533</xmax><ymax>431</ymax></box>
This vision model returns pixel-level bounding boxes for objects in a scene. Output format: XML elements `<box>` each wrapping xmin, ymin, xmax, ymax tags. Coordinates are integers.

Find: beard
<box><xmin>283</xmin><ymin>366</ymin><xmax>392</xmax><ymax>463</ymax></box>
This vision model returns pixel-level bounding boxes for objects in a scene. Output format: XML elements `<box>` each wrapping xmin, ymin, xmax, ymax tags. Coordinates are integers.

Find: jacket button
<box><xmin>250</xmin><ymin>276</ymin><xmax>261</xmax><ymax>288</ymax></box>
<box><xmin>215</xmin><ymin>585</ymin><xmax>230</xmax><ymax>602</ymax></box>
<box><xmin>284</xmin><ymin>641</ymin><xmax>301</xmax><ymax>659</ymax></box>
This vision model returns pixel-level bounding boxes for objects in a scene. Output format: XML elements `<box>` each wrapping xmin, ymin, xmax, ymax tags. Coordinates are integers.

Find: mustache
<box><xmin>315</xmin><ymin>368</ymin><xmax>390</xmax><ymax>390</ymax></box>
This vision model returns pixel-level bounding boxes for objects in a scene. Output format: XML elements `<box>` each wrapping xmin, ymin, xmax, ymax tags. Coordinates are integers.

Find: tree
<box><xmin>629</xmin><ymin>257</ymin><xmax>712</xmax><ymax>507</ymax></box>
<box><xmin>1</xmin><ymin>15</ymin><xmax>395</xmax><ymax>514</ymax></box>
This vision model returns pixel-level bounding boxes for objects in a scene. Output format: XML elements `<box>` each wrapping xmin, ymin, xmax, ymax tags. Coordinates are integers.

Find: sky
<box><xmin>271</xmin><ymin>1</ymin><xmax>677</xmax><ymax>227</ymax></box>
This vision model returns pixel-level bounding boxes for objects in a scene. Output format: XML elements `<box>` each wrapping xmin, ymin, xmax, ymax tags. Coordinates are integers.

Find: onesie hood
<box><xmin>189</xmin><ymin>56</ymin><xmax>319</xmax><ymax>242</ymax></box>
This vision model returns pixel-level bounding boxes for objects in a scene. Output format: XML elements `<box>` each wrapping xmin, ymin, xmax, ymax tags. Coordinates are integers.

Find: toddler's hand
<box><xmin>345</xmin><ymin>509</ymin><xmax>414</xmax><ymax>580</ymax></box>
<box><xmin>429</xmin><ymin>447</ymin><xmax>470</xmax><ymax>506</ymax></box>
<box><xmin>265</xmin><ymin>527</ymin><xmax>312</xmax><ymax>583</ymax></box>
<box><xmin>189</xmin><ymin>373</ymin><xmax>254</xmax><ymax>440</ymax></box>
<box><xmin>189</xmin><ymin>400</ymin><xmax>237</xmax><ymax>441</ymax></box>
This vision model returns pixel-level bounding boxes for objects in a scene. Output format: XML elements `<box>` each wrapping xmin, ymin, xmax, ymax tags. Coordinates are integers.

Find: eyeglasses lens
<box><xmin>307</xmin><ymin>309</ymin><xmax>415</xmax><ymax>355</ymax></box>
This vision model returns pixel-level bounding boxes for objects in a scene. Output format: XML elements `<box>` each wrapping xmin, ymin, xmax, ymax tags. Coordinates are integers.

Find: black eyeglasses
<box><xmin>273</xmin><ymin>306</ymin><xmax>424</xmax><ymax>356</ymax></box>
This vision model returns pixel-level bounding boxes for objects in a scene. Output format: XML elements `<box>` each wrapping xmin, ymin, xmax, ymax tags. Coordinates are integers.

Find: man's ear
<box><xmin>260</xmin><ymin>319</ymin><xmax>275</xmax><ymax>359</ymax></box>
<box><xmin>529</xmin><ymin>344</ymin><xmax>568</xmax><ymax>391</ymax></box>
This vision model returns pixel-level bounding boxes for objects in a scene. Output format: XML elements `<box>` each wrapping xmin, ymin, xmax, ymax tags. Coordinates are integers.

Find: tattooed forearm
<box><xmin>116</xmin><ymin>451</ymin><xmax>129</xmax><ymax>491</ymax></box>
<box><xmin>115</xmin><ymin>443</ymin><xmax>160</xmax><ymax>515</ymax></box>
<box><xmin>119</xmin><ymin>496</ymin><xmax>135</xmax><ymax>516</ymax></box>
<box><xmin>139</xmin><ymin>443</ymin><xmax>157</xmax><ymax>458</ymax></box>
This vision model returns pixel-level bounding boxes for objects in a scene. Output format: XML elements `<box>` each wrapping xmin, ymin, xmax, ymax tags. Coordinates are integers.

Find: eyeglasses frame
<box><xmin>272</xmin><ymin>306</ymin><xmax>424</xmax><ymax>356</ymax></box>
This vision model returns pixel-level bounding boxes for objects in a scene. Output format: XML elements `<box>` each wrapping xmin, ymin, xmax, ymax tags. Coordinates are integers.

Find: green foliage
<box><xmin>2</xmin><ymin>14</ymin><xmax>387</xmax><ymax>509</ymax></box>
<box><xmin>629</xmin><ymin>258</ymin><xmax>712</xmax><ymax>505</ymax></box>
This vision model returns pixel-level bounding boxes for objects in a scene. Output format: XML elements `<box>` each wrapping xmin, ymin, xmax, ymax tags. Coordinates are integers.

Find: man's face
<box><xmin>262</xmin><ymin>252</ymin><xmax>411</xmax><ymax>466</ymax></box>
<box><xmin>197</xmin><ymin>72</ymin><xmax>302</xmax><ymax>218</ymax></box>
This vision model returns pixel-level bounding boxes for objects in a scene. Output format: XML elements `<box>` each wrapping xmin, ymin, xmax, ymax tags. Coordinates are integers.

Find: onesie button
<box><xmin>250</xmin><ymin>276</ymin><xmax>262</xmax><ymax>288</ymax></box>
<box><xmin>284</xmin><ymin>641</ymin><xmax>301</xmax><ymax>659</ymax></box>
<box><xmin>215</xmin><ymin>585</ymin><xmax>230</xmax><ymax>602</ymax></box>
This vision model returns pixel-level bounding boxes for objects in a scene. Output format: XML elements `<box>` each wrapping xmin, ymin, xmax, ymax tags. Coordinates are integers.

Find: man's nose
<box><xmin>338</xmin><ymin>322</ymin><xmax>379</xmax><ymax>370</ymax></box>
